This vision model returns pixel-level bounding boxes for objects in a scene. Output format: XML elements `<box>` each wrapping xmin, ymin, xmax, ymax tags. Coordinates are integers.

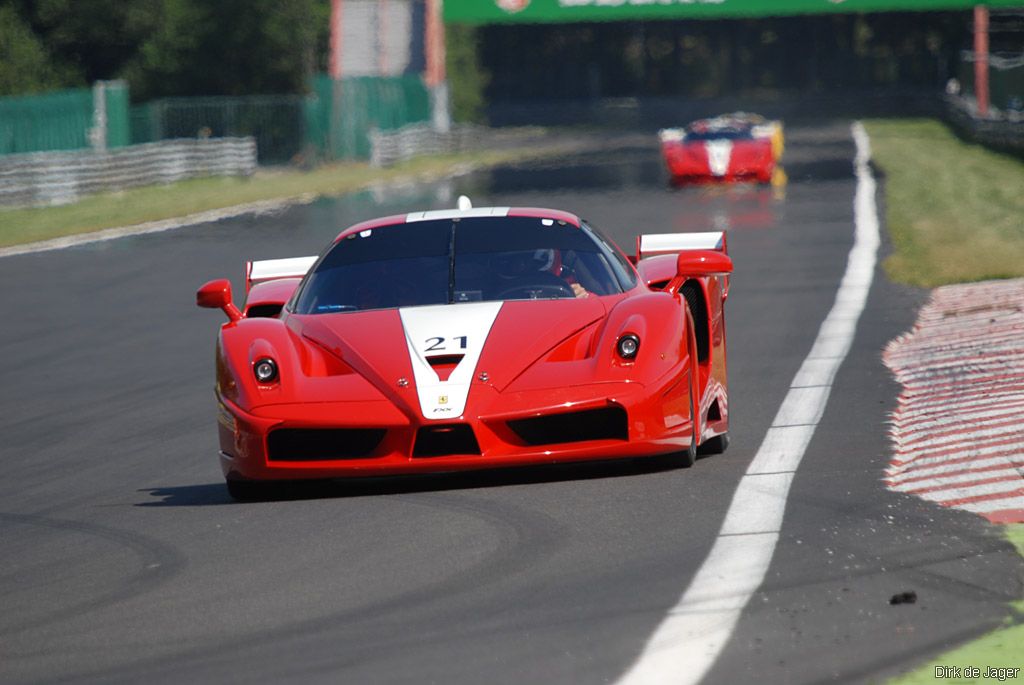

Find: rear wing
<box><xmin>246</xmin><ymin>256</ymin><xmax>317</xmax><ymax>293</ymax></box>
<box><xmin>636</xmin><ymin>231</ymin><xmax>727</xmax><ymax>260</ymax></box>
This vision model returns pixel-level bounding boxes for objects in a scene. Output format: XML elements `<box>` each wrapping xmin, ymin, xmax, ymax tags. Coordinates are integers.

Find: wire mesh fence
<box><xmin>131</xmin><ymin>95</ymin><xmax>308</xmax><ymax>165</ymax></box>
<box><xmin>1</xmin><ymin>75</ymin><xmax>432</xmax><ymax>166</ymax></box>
<box><xmin>0</xmin><ymin>89</ymin><xmax>95</xmax><ymax>155</ymax></box>
<box><xmin>306</xmin><ymin>75</ymin><xmax>431</xmax><ymax>162</ymax></box>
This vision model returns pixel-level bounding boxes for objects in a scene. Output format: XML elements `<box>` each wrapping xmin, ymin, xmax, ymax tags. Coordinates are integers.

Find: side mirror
<box><xmin>677</xmin><ymin>250</ymin><xmax>733</xmax><ymax>277</ymax></box>
<box><xmin>197</xmin><ymin>279</ymin><xmax>242</xmax><ymax>322</ymax></box>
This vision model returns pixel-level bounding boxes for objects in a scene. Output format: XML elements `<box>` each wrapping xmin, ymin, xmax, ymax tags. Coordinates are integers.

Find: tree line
<box><xmin>0</xmin><ymin>0</ymin><xmax>331</xmax><ymax>100</ymax></box>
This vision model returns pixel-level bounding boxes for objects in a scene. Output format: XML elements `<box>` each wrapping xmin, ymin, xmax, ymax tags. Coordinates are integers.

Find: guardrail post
<box><xmin>974</xmin><ymin>5</ymin><xmax>990</xmax><ymax>118</ymax></box>
<box><xmin>90</xmin><ymin>81</ymin><xmax>108</xmax><ymax>151</ymax></box>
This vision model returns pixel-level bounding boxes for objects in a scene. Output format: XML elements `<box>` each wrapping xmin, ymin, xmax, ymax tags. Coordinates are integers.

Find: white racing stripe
<box><xmin>615</xmin><ymin>122</ymin><xmax>879</xmax><ymax>685</ymax></box>
<box><xmin>705</xmin><ymin>140</ymin><xmax>733</xmax><ymax>177</ymax></box>
<box><xmin>399</xmin><ymin>301</ymin><xmax>503</xmax><ymax>420</ymax></box>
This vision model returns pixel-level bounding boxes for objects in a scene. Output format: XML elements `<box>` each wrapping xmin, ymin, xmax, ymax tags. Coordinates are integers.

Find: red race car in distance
<box><xmin>197</xmin><ymin>198</ymin><xmax>733</xmax><ymax>500</ymax></box>
<box><xmin>658</xmin><ymin>112</ymin><xmax>784</xmax><ymax>185</ymax></box>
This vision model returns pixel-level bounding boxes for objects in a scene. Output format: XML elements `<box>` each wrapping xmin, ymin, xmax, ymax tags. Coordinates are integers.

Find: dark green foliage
<box><xmin>0</xmin><ymin>0</ymin><xmax>331</xmax><ymax>100</ymax></box>
<box><xmin>0</xmin><ymin>5</ymin><xmax>73</xmax><ymax>95</ymax></box>
<box><xmin>446</xmin><ymin>24</ymin><xmax>490</xmax><ymax>124</ymax></box>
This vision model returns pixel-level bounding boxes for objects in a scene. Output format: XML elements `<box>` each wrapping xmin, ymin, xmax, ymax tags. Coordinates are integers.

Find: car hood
<box><xmin>293</xmin><ymin>298</ymin><xmax>607</xmax><ymax>418</ymax></box>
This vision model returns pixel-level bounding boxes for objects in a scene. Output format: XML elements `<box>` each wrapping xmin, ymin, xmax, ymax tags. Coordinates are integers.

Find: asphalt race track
<box><xmin>2</xmin><ymin>122</ymin><xmax>1022</xmax><ymax>684</ymax></box>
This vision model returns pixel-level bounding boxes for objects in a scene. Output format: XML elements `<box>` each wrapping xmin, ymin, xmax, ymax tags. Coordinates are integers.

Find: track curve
<box><xmin>1</xmin><ymin>121</ymin><xmax>1021</xmax><ymax>684</ymax></box>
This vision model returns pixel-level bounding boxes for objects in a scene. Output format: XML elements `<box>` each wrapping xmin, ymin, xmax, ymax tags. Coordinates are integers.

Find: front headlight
<box><xmin>253</xmin><ymin>357</ymin><xmax>279</xmax><ymax>384</ymax></box>
<box><xmin>616</xmin><ymin>334</ymin><xmax>640</xmax><ymax>360</ymax></box>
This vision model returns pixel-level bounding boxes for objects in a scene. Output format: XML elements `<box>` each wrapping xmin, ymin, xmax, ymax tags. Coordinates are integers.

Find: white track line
<box><xmin>615</xmin><ymin>122</ymin><xmax>879</xmax><ymax>684</ymax></box>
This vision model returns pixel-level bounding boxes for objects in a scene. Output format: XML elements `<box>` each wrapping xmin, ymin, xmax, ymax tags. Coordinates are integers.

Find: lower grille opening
<box><xmin>413</xmin><ymin>424</ymin><xmax>480</xmax><ymax>457</ymax></box>
<box><xmin>267</xmin><ymin>428</ymin><xmax>386</xmax><ymax>461</ymax></box>
<box><xmin>507</xmin><ymin>406</ymin><xmax>628</xmax><ymax>446</ymax></box>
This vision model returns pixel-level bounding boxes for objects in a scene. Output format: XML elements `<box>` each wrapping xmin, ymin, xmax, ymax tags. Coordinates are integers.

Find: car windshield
<box><xmin>291</xmin><ymin>215</ymin><xmax>637</xmax><ymax>314</ymax></box>
<box><xmin>685</xmin><ymin>128</ymin><xmax>752</xmax><ymax>142</ymax></box>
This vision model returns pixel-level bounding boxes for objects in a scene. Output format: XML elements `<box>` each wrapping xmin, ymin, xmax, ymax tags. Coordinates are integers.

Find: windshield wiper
<box><xmin>447</xmin><ymin>221</ymin><xmax>456</xmax><ymax>304</ymax></box>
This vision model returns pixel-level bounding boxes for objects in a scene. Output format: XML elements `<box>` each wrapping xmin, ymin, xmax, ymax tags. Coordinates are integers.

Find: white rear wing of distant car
<box><xmin>636</xmin><ymin>231</ymin><xmax>727</xmax><ymax>260</ymax></box>
<box><xmin>246</xmin><ymin>256</ymin><xmax>317</xmax><ymax>293</ymax></box>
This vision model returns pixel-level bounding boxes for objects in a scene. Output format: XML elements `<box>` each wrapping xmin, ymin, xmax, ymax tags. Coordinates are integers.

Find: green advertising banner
<box><xmin>445</xmin><ymin>0</ymin><xmax>1024</xmax><ymax>24</ymax></box>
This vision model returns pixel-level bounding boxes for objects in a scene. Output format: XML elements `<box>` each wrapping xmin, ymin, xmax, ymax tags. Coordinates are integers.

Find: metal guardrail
<box><xmin>943</xmin><ymin>93</ymin><xmax>1024</xmax><ymax>155</ymax></box>
<box><xmin>369</xmin><ymin>122</ymin><xmax>488</xmax><ymax>167</ymax></box>
<box><xmin>0</xmin><ymin>137</ymin><xmax>257</xmax><ymax>208</ymax></box>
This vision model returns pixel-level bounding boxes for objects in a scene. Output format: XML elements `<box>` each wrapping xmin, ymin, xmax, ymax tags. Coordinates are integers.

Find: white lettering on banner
<box><xmin>559</xmin><ymin>0</ymin><xmax>725</xmax><ymax>7</ymax></box>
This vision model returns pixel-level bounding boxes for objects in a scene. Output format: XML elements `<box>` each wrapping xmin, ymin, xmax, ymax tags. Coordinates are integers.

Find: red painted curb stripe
<box><xmin>883</xmin><ymin>278</ymin><xmax>1024</xmax><ymax>524</ymax></box>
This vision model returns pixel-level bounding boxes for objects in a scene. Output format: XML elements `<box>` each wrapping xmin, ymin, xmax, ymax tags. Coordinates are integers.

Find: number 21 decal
<box><xmin>424</xmin><ymin>336</ymin><xmax>468</xmax><ymax>352</ymax></box>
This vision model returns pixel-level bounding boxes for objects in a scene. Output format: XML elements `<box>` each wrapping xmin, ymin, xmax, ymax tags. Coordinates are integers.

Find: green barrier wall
<box><xmin>0</xmin><ymin>89</ymin><xmax>93</xmax><ymax>155</ymax></box>
<box><xmin>104</xmin><ymin>82</ymin><xmax>130</xmax><ymax>148</ymax></box>
<box><xmin>2</xmin><ymin>75</ymin><xmax>429</xmax><ymax>164</ymax></box>
<box><xmin>447</xmin><ymin>0</ymin><xmax>1024</xmax><ymax>24</ymax></box>
<box><xmin>305</xmin><ymin>75</ymin><xmax>431</xmax><ymax>161</ymax></box>
<box><xmin>0</xmin><ymin>82</ymin><xmax>130</xmax><ymax>155</ymax></box>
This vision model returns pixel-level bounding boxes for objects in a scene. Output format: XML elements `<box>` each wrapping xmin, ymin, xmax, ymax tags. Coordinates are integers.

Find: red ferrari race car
<box><xmin>197</xmin><ymin>198</ymin><xmax>733</xmax><ymax>500</ymax></box>
<box><xmin>658</xmin><ymin>112</ymin><xmax>784</xmax><ymax>185</ymax></box>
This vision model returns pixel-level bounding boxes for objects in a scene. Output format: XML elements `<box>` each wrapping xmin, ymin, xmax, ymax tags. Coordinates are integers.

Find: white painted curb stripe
<box><xmin>914</xmin><ymin>480</ymin><xmax>1024</xmax><ymax>503</ymax></box>
<box><xmin>888</xmin><ymin>440</ymin><xmax>1024</xmax><ymax>468</ymax></box>
<box><xmin>960</xmin><ymin>495</ymin><xmax>1024</xmax><ymax>514</ymax></box>
<box><xmin>888</xmin><ymin>457</ymin><xmax>1024</xmax><ymax>483</ymax></box>
<box><xmin>896</xmin><ymin>470</ymin><xmax>1023</xmax><ymax>493</ymax></box>
<box><xmin>883</xmin><ymin>277</ymin><xmax>1024</xmax><ymax>521</ymax></box>
<box><xmin>614</xmin><ymin>122</ymin><xmax>878</xmax><ymax>685</ymax></box>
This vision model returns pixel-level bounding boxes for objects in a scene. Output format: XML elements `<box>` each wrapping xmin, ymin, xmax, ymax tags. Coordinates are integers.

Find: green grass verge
<box><xmin>0</xmin><ymin>145</ymin><xmax>562</xmax><ymax>249</ymax></box>
<box><xmin>869</xmin><ymin>120</ymin><xmax>1024</xmax><ymax>681</ymax></box>
<box><xmin>863</xmin><ymin>119</ymin><xmax>1024</xmax><ymax>288</ymax></box>
<box><xmin>887</xmin><ymin>525</ymin><xmax>1024</xmax><ymax>683</ymax></box>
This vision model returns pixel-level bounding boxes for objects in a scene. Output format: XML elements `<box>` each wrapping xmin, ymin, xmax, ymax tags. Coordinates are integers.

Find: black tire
<box><xmin>637</xmin><ymin>375</ymin><xmax>697</xmax><ymax>471</ymax></box>
<box><xmin>676</xmin><ymin>379</ymin><xmax>698</xmax><ymax>468</ymax></box>
<box><xmin>698</xmin><ymin>431</ymin><xmax>730</xmax><ymax>456</ymax></box>
<box><xmin>671</xmin><ymin>432</ymin><xmax>698</xmax><ymax>468</ymax></box>
<box><xmin>226</xmin><ymin>479</ymin><xmax>279</xmax><ymax>502</ymax></box>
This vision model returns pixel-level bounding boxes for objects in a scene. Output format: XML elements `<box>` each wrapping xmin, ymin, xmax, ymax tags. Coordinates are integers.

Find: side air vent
<box><xmin>267</xmin><ymin>428</ymin><xmax>385</xmax><ymax>461</ymax></box>
<box><xmin>413</xmin><ymin>424</ymin><xmax>481</xmax><ymax>457</ymax></box>
<box><xmin>507</xmin><ymin>406</ymin><xmax>628</xmax><ymax>446</ymax></box>
<box><xmin>245</xmin><ymin>304</ymin><xmax>284</xmax><ymax>318</ymax></box>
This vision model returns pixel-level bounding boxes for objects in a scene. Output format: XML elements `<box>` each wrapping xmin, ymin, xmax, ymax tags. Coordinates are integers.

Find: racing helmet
<box><xmin>494</xmin><ymin>249</ymin><xmax>556</xmax><ymax>279</ymax></box>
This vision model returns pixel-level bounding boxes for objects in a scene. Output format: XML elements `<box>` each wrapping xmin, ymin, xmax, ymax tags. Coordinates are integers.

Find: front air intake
<box><xmin>413</xmin><ymin>424</ymin><xmax>481</xmax><ymax>457</ymax></box>
<box><xmin>267</xmin><ymin>428</ymin><xmax>386</xmax><ymax>461</ymax></box>
<box><xmin>507</xmin><ymin>406</ymin><xmax>628</xmax><ymax>446</ymax></box>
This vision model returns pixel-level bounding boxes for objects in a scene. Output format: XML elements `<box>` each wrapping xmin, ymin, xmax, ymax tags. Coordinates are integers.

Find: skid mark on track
<box><xmin>884</xmin><ymin>279</ymin><xmax>1024</xmax><ymax>524</ymax></box>
<box><xmin>0</xmin><ymin>512</ymin><xmax>185</xmax><ymax>637</ymax></box>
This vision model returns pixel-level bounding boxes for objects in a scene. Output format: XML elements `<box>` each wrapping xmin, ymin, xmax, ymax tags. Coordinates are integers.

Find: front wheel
<box><xmin>666</xmin><ymin>432</ymin><xmax>697</xmax><ymax>468</ymax></box>
<box><xmin>698</xmin><ymin>431</ymin><xmax>730</xmax><ymax>456</ymax></box>
<box><xmin>637</xmin><ymin>376</ymin><xmax>697</xmax><ymax>470</ymax></box>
